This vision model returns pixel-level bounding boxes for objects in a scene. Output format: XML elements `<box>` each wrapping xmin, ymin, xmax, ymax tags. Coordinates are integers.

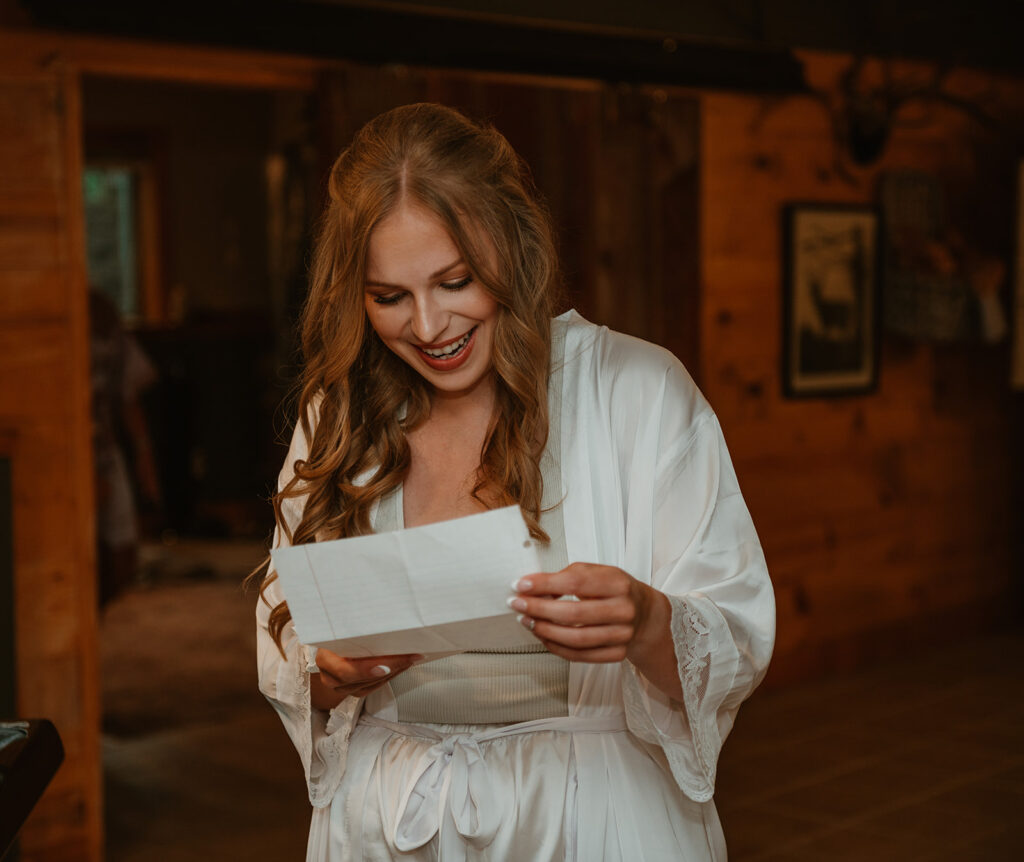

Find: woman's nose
<box><xmin>410</xmin><ymin>295</ymin><xmax>448</xmax><ymax>344</ymax></box>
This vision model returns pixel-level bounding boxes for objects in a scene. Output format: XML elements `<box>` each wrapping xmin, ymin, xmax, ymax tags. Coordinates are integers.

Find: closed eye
<box><xmin>440</xmin><ymin>275</ymin><xmax>473</xmax><ymax>291</ymax></box>
<box><xmin>371</xmin><ymin>292</ymin><xmax>404</xmax><ymax>305</ymax></box>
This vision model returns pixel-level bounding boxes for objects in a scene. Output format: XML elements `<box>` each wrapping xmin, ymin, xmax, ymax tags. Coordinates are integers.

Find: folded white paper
<box><xmin>270</xmin><ymin>505</ymin><xmax>542</xmax><ymax>658</ymax></box>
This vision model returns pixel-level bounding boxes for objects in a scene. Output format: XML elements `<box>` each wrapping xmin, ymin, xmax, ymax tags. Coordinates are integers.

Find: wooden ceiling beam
<box><xmin>0</xmin><ymin>28</ymin><xmax>321</xmax><ymax>90</ymax></box>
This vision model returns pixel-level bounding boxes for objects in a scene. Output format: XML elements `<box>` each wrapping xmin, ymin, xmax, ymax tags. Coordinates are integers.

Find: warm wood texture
<box><xmin>0</xmin><ymin>61</ymin><xmax>101</xmax><ymax>861</ymax></box>
<box><xmin>700</xmin><ymin>54</ymin><xmax>1022</xmax><ymax>685</ymax></box>
<box><xmin>0</xmin><ymin>32</ymin><xmax>319</xmax><ymax>860</ymax></box>
<box><xmin>0</xmin><ymin>31</ymin><xmax>326</xmax><ymax>859</ymax></box>
<box><xmin>0</xmin><ymin>28</ymin><xmax>319</xmax><ymax>90</ymax></box>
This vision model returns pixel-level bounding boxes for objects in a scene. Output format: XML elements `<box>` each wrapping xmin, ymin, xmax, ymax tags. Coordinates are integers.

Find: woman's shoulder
<box><xmin>554</xmin><ymin>310</ymin><xmax>708</xmax><ymax>422</ymax></box>
<box><xmin>557</xmin><ymin>309</ymin><xmax>684</xmax><ymax>372</ymax></box>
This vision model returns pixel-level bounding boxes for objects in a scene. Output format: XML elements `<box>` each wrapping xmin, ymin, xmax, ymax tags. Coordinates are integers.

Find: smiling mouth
<box><xmin>416</xmin><ymin>327</ymin><xmax>475</xmax><ymax>360</ymax></box>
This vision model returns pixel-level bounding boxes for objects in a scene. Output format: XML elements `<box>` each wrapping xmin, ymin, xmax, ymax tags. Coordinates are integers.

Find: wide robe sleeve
<box><xmin>255</xmin><ymin>416</ymin><xmax>362</xmax><ymax>808</ymax></box>
<box><xmin>580</xmin><ymin>324</ymin><xmax>775</xmax><ymax>804</ymax></box>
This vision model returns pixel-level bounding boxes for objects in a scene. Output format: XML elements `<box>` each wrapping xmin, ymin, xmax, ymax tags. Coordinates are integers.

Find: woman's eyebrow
<box><xmin>430</xmin><ymin>258</ymin><xmax>465</xmax><ymax>279</ymax></box>
<box><xmin>365</xmin><ymin>258</ymin><xmax>465</xmax><ymax>289</ymax></box>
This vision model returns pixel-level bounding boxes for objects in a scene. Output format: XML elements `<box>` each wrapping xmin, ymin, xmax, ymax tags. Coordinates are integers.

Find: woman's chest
<box><xmin>402</xmin><ymin>425</ymin><xmax>491</xmax><ymax>527</ymax></box>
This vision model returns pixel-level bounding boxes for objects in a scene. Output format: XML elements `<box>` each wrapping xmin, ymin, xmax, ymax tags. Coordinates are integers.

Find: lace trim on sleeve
<box><xmin>669</xmin><ymin>594</ymin><xmax>721</xmax><ymax>796</ymax></box>
<box><xmin>622</xmin><ymin>593</ymin><xmax>731</xmax><ymax>803</ymax></box>
<box><xmin>311</xmin><ymin>698</ymin><xmax>361</xmax><ymax>808</ymax></box>
<box><xmin>271</xmin><ymin>639</ymin><xmax>363</xmax><ymax>809</ymax></box>
<box><xmin>258</xmin><ymin>404</ymin><xmax>362</xmax><ymax>808</ymax></box>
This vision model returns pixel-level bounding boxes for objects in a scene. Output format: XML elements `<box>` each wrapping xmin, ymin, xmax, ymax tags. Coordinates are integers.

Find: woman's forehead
<box><xmin>367</xmin><ymin>202</ymin><xmax>495</xmax><ymax>268</ymax></box>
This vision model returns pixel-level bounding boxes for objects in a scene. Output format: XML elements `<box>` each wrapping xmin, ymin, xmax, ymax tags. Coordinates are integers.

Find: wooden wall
<box><xmin>0</xmin><ymin>29</ymin><xmax>321</xmax><ymax>862</ymax></box>
<box><xmin>700</xmin><ymin>53</ymin><xmax>1023</xmax><ymax>684</ymax></box>
<box><xmin>0</xmin><ymin>60</ymin><xmax>101</xmax><ymax>860</ymax></box>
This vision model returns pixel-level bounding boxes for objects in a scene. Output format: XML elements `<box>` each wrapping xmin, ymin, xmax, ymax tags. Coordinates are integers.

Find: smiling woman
<box><xmin>251</xmin><ymin>103</ymin><xmax>775</xmax><ymax>861</ymax></box>
<box><xmin>363</xmin><ymin>202</ymin><xmax>499</xmax><ymax>399</ymax></box>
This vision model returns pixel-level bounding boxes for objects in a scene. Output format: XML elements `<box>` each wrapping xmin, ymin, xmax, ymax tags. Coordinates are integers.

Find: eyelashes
<box><xmin>440</xmin><ymin>275</ymin><xmax>473</xmax><ymax>291</ymax></box>
<box><xmin>369</xmin><ymin>275</ymin><xmax>474</xmax><ymax>305</ymax></box>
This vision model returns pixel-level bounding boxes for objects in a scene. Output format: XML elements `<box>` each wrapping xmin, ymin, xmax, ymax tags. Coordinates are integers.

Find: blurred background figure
<box><xmin>89</xmin><ymin>288</ymin><xmax>160</xmax><ymax>607</ymax></box>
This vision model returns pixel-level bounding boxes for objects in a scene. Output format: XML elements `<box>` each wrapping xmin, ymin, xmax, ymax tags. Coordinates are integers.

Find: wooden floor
<box><xmin>715</xmin><ymin>627</ymin><xmax>1024</xmax><ymax>860</ymax></box>
<box><xmin>101</xmin><ymin>546</ymin><xmax>1024</xmax><ymax>860</ymax></box>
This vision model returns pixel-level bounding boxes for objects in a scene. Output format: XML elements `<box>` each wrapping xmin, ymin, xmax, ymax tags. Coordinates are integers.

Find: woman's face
<box><xmin>364</xmin><ymin>202</ymin><xmax>499</xmax><ymax>402</ymax></box>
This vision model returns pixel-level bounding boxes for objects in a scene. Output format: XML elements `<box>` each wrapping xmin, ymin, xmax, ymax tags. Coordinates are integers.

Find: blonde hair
<box><xmin>255</xmin><ymin>103</ymin><xmax>561</xmax><ymax>648</ymax></box>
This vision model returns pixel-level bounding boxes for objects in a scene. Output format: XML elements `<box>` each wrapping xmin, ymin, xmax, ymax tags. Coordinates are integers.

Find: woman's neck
<box><xmin>426</xmin><ymin>372</ymin><xmax>497</xmax><ymax>425</ymax></box>
<box><xmin>402</xmin><ymin>374</ymin><xmax>498</xmax><ymax>528</ymax></box>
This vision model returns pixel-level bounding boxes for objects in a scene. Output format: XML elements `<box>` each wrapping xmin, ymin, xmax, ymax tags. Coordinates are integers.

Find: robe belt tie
<box><xmin>358</xmin><ymin>712</ymin><xmax>628</xmax><ymax>853</ymax></box>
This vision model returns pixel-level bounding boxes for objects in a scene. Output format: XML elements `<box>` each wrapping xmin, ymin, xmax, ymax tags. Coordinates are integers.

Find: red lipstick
<box><xmin>414</xmin><ymin>326</ymin><xmax>477</xmax><ymax>371</ymax></box>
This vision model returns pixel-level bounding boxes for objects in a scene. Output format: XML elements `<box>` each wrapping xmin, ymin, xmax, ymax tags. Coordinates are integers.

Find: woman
<box><xmin>255</xmin><ymin>103</ymin><xmax>774</xmax><ymax>861</ymax></box>
<box><xmin>89</xmin><ymin>288</ymin><xmax>160</xmax><ymax>606</ymax></box>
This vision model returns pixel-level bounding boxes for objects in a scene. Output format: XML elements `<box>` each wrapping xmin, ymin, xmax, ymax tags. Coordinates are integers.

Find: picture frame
<box><xmin>782</xmin><ymin>203</ymin><xmax>881</xmax><ymax>397</ymax></box>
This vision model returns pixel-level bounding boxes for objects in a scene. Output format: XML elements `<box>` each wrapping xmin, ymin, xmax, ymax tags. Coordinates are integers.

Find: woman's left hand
<box><xmin>508</xmin><ymin>563</ymin><xmax>682</xmax><ymax>700</ymax></box>
<box><xmin>508</xmin><ymin>563</ymin><xmax>659</xmax><ymax>662</ymax></box>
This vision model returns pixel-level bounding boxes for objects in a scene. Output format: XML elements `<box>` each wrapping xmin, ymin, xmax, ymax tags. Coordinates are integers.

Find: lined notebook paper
<box><xmin>270</xmin><ymin>505</ymin><xmax>541</xmax><ymax>657</ymax></box>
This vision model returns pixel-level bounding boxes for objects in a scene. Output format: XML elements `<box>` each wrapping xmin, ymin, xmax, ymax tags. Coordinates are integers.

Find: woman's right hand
<box><xmin>309</xmin><ymin>649</ymin><xmax>422</xmax><ymax>711</ymax></box>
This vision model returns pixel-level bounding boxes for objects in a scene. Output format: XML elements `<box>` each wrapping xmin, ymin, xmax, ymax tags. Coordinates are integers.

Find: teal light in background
<box><xmin>83</xmin><ymin>166</ymin><xmax>139</xmax><ymax>320</ymax></box>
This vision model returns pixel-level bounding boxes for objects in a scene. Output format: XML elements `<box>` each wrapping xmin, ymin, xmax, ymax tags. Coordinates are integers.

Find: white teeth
<box><xmin>421</xmin><ymin>329</ymin><xmax>472</xmax><ymax>358</ymax></box>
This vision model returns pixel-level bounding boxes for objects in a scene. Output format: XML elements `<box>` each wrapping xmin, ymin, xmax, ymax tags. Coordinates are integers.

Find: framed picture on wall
<box><xmin>782</xmin><ymin>203</ymin><xmax>881</xmax><ymax>397</ymax></box>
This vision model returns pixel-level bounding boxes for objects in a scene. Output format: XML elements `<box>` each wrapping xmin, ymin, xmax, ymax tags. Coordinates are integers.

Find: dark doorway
<box><xmin>82</xmin><ymin>75</ymin><xmax>315</xmax><ymax>859</ymax></box>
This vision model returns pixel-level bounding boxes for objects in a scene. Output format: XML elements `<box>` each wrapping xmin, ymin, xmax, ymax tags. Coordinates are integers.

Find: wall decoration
<box><xmin>782</xmin><ymin>203</ymin><xmax>881</xmax><ymax>397</ymax></box>
<box><xmin>880</xmin><ymin>171</ymin><xmax>979</xmax><ymax>343</ymax></box>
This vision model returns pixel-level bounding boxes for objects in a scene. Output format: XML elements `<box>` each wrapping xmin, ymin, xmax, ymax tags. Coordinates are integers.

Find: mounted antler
<box><xmin>794</xmin><ymin>57</ymin><xmax>1017</xmax><ymax>182</ymax></box>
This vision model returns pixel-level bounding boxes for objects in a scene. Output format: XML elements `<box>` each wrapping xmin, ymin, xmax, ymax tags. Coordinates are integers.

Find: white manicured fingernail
<box><xmin>506</xmin><ymin>596</ymin><xmax>527</xmax><ymax>611</ymax></box>
<box><xmin>512</xmin><ymin>578</ymin><xmax>532</xmax><ymax>591</ymax></box>
<box><xmin>516</xmin><ymin>614</ymin><xmax>536</xmax><ymax>631</ymax></box>
<box><xmin>371</xmin><ymin>665</ymin><xmax>391</xmax><ymax>677</ymax></box>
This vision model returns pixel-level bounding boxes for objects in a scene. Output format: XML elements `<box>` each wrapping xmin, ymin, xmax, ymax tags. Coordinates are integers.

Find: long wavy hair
<box><xmin>255</xmin><ymin>103</ymin><xmax>561</xmax><ymax>648</ymax></box>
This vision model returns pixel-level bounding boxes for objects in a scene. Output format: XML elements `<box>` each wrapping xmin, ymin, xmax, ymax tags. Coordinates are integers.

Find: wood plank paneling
<box><xmin>0</xmin><ymin>28</ymin><xmax>319</xmax><ymax>90</ymax></box>
<box><xmin>0</xmin><ymin>65</ymin><xmax>100</xmax><ymax>862</ymax></box>
<box><xmin>0</xmin><ymin>269</ymin><xmax>67</xmax><ymax>321</ymax></box>
<box><xmin>700</xmin><ymin>53</ymin><xmax>1021</xmax><ymax>686</ymax></box>
<box><xmin>0</xmin><ymin>216</ymin><xmax>64</xmax><ymax>267</ymax></box>
<box><xmin>0</xmin><ymin>315</ymin><xmax>75</xmax><ymax>418</ymax></box>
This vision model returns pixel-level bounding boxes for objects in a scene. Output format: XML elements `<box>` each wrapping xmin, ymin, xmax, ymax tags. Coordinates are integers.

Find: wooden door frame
<box><xmin>0</xmin><ymin>27</ymin><xmax>322</xmax><ymax>88</ymax></box>
<box><xmin>0</xmin><ymin>27</ymin><xmax>320</xmax><ymax>861</ymax></box>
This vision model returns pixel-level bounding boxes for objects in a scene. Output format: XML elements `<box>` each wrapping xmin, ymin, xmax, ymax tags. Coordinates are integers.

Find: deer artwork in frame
<box><xmin>782</xmin><ymin>203</ymin><xmax>882</xmax><ymax>397</ymax></box>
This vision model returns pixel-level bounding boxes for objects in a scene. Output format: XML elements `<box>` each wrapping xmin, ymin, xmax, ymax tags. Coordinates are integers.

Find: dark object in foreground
<box><xmin>0</xmin><ymin>719</ymin><xmax>64</xmax><ymax>860</ymax></box>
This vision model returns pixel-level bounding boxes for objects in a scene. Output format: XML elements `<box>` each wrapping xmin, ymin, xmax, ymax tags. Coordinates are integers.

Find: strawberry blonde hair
<box><xmin>255</xmin><ymin>103</ymin><xmax>560</xmax><ymax>647</ymax></box>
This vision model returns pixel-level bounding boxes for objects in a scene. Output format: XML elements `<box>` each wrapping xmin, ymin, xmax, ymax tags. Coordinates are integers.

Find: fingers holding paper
<box><xmin>511</xmin><ymin>563</ymin><xmax>682</xmax><ymax>699</ymax></box>
<box><xmin>509</xmin><ymin>563</ymin><xmax>682</xmax><ymax>700</ymax></box>
<box><xmin>509</xmin><ymin>563</ymin><xmax>655</xmax><ymax>661</ymax></box>
<box><xmin>310</xmin><ymin>649</ymin><xmax>422</xmax><ymax>710</ymax></box>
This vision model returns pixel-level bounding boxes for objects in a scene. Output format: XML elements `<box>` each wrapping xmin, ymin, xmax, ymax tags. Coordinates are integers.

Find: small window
<box><xmin>83</xmin><ymin>161</ymin><xmax>162</xmax><ymax>325</ymax></box>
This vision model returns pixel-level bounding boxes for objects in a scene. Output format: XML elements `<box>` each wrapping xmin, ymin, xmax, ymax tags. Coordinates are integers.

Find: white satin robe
<box><xmin>256</xmin><ymin>311</ymin><xmax>776</xmax><ymax>860</ymax></box>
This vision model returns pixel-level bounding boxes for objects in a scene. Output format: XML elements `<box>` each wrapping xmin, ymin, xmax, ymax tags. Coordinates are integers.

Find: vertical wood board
<box><xmin>699</xmin><ymin>54</ymin><xmax>1021</xmax><ymax>685</ymax></box>
<box><xmin>0</xmin><ymin>66</ymin><xmax>101</xmax><ymax>862</ymax></box>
